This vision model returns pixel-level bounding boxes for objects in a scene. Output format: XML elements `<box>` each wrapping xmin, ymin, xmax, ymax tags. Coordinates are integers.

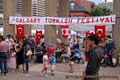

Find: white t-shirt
<box><xmin>43</xmin><ymin>55</ymin><xmax>48</xmax><ymax>64</ymax></box>
<box><xmin>5</xmin><ymin>38</ymin><xmax>13</xmax><ymax>48</ymax></box>
<box><xmin>67</xmin><ymin>47</ymin><xmax>71</xmax><ymax>56</ymax></box>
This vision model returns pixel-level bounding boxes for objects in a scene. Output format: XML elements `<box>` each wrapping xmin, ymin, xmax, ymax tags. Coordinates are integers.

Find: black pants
<box><xmin>109</xmin><ymin>55</ymin><xmax>113</xmax><ymax>66</ymax></box>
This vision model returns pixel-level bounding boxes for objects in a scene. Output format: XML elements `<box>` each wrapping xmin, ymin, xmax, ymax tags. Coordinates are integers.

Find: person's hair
<box><xmin>88</xmin><ymin>34</ymin><xmax>99</xmax><ymax>45</ymax></box>
<box><xmin>23</xmin><ymin>39</ymin><xmax>28</xmax><ymax>47</ymax></box>
<box><xmin>10</xmin><ymin>48</ymin><xmax>15</xmax><ymax>52</ymax></box>
<box><xmin>16</xmin><ymin>46</ymin><xmax>21</xmax><ymax>49</ymax></box>
<box><xmin>0</xmin><ymin>35</ymin><xmax>5</xmax><ymax>40</ymax></box>
<box><xmin>7</xmin><ymin>34</ymin><xmax>11</xmax><ymax>37</ymax></box>
<box><xmin>44</xmin><ymin>50</ymin><xmax>47</xmax><ymax>55</ymax></box>
<box><xmin>41</xmin><ymin>43</ymin><xmax>45</xmax><ymax>47</ymax></box>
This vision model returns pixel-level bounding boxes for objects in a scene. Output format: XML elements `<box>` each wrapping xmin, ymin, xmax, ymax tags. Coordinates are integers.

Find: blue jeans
<box><xmin>0</xmin><ymin>53</ymin><xmax>8</xmax><ymax>74</ymax></box>
<box><xmin>24</xmin><ymin>57</ymin><xmax>29</xmax><ymax>72</ymax></box>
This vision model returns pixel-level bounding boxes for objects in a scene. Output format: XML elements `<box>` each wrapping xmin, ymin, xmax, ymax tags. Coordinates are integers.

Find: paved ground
<box><xmin>0</xmin><ymin>63</ymin><xmax>120</xmax><ymax>80</ymax></box>
<box><xmin>0</xmin><ymin>49</ymin><xmax>120</xmax><ymax>80</ymax></box>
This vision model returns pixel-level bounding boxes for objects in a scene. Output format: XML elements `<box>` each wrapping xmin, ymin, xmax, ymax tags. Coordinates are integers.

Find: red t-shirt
<box><xmin>47</xmin><ymin>47</ymin><xmax>53</xmax><ymax>57</ymax></box>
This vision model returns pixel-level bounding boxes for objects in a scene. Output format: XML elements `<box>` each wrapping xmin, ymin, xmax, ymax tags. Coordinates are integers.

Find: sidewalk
<box><xmin>0</xmin><ymin>63</ymin><xmax>120</xmax><ymax>80</ymax></box>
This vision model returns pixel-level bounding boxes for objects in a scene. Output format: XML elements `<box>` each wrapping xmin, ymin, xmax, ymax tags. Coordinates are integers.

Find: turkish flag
<box><xmin>36</xmin><ymin>31</ymin><xmax>42</xmax><ymax>48</ymax></box>
<box><xmin>86</xmin><ymin>32</ymin><xmax>94</xmax><ymax>37</ymax></box>
<box><xmin>95</xmin><ymin>25</ymin><xmax>105</xmax><ymax>41</ymax></box>
<box><xmin>61</xmin><ymin>25</ymin><xmax>71</xmax><ymax>39</ymax></box>
<box><xmin>16</xmin><ymin>25</ymin><xmax>24</xmax><ymax>39</ymax></box>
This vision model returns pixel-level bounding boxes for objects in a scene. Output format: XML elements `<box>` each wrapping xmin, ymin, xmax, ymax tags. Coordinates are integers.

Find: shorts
<box><xmin>44</xmin><ymin>63</ymin><xmax>48</xmax><ymax>68</ymax></box>
<box><xmin>69</xmin><ymin>61</ymin><xmax>74</xmax><ymax>64</ymax></box>
<box><xmin>51</xmin><ymin>65</ymin><xmax>55</xmax><ymax>70</ymax></box>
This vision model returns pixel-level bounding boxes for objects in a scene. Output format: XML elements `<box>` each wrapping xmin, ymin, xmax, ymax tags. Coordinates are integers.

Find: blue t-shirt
<box><xmin>50</xmin><ymin>56</ymin><xmax>56</xmax><ymax>65</ymax></box>
<box><xmin>74</xmin><ymin>48</ymin><xmax>81</xmax><ymax>58</ymax></box>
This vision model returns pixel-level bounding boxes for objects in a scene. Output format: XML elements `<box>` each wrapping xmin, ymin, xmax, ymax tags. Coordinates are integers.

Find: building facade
<box><xmin>15</xmin><ymin>0</ymin><xmax>22</xmax><ymax>15</ymax></box>
<box><xmin>98</xmin><ymin>2</ymin><xmax>113</xmax><ymax>11</ymax></box>
<box><xmin>15</xmin><ymin>0</ymin><xmax>45</xmax><ymax>16</ymax></box>
<box><xmin>69</xmin><ymin>0</ymin><xmax>90</xmax><ymax>17</ymax></box>
<box><xmin>73</xmin><ymin>0</ymin><xmax>96</xmax><ymax>11</ymax></box>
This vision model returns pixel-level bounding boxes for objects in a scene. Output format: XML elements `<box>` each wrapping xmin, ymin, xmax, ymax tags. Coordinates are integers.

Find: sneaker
<box><xmin>4</xmin><ymin>73</ymin><xmax>7</xmax><ymax>76</ymax></box>
<box><xmin>25</xmin><ymin>74</ymin><xmax>30</xmax><ymax>77</ymax></box>
<box><xmin>40</xmin><ymin>72</ymin><xmax>43</xmax><ymax>77</ymax></box>
<box><xmin>1</xmin><ymin>73</ymin><xmax>4</xmax><ymax>76</ymax></box>
<box><xmin>45</xmin><ymin>74</ymin><xmax>48</xmax><ymax>77</ymax></box>
<box><xmin>51</xmin><ymin>73</ymin><xmax>55</xmax><ymax>76</ymax></box>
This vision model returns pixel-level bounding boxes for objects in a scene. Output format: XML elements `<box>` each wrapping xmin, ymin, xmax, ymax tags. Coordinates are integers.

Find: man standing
<box><xmin>0</xmin><ymin>35</ymin><xmax>10</xmax><ymax>75</ymax></box>
<box><xmin>84</xmin><ymin>34</ymin><xmax>104</xmax><ymax>80</ymax></box>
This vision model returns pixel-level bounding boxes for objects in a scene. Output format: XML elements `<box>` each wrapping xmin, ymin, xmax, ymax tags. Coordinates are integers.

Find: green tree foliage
<box><xmin>90</xmin><ymin>7</ymin><xmax>112</xmax><ymax>16</ymax></box>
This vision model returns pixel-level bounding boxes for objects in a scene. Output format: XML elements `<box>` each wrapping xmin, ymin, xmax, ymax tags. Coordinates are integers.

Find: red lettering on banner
<box><xmin>91</xmin><ymin>18</ymin><xmax>95</xmax><ymax>23</ymax></box>
<box><xmin>38</xmin><ymin>19</ymin><xmax>40</xmax><ymax>23</ymax></box>
<box><xmin>105</xmin><ymin>17</ymin><xmax>110</xmax><ymax>23</ymax></box>
<box><xmin>23</xmin><ymin>18</ymin><xmax>25</xmax><ymax>23</ymax></box>
<box><xmin>110</xmin><ymin>17</ymin><xmax>114</xmax><ymax>22</ymax></box>
<box><xmin>45</xmin><ymin>18</ymin><xmax>48</xmax><ymax>23</ymax></box>
<box><xmin>52</xmin><ymin>18</ymin><xmax>55</xmax><ymax>23</ymax></box>
<box><xmin>34</xmin><ymin>18</ymin><xmax>37</xmax><ymax>23</ymax></box>
<box><xmin>26</xmin><ymin>18</ymin><xmax>29</xmax><ymax>23</ymax></box>
<box><xmin>30</xmin><ymin>18</ymin><xmax>34</xmax><ymax>23</ymax></box>
<box><xmin>16</xmin><ymin>18</ymin><xmax>19</xmax><ymax>22</ymax></box>
<box><xmin>77</xmin><ymin>18</ymin><xmax>81</xmax><ymax>23</ymax></box>
<box><xmin>19</xmin><ymin>18</ymin><xmax>22</xmax><ymax>23</ymax></box>
<box><xmin>69</xmin><ymin>19</ymin><xmax>72</xmax><ymax>23</ymax></box>
<box><xmin>48</xmin><ymin>18</ymin><xmax>52</xmax><ymax>23</ymax></box>
<box><xmin>100</xmin><ymin>18</ymin><xmax>105</xmax><ymax>23</ymax></box>
<box><xmin>64</xmin><ymin>18</ymin><xmax>68</xmax><ymax>23</ymax></box>
<box><xmin>56</xmin><ymin>19</ymin><xmax>60</xmax><ymax>23</ymax></box>
<box><xmin>96</xmin><ymin>18</ymin><xmax>99</xmax><ymax>23</ymax></box>
<box><xmin>81</xmin><ymin>18</ymin><xmax>85</xmax><ymax>23</ymax></box>
<box><xmin>86</xmin><ymin>18</ymin><xmax>90</xmax><ymax>23</ymax></box>
<box><xmin>61</xmin><ymin>19</ymin><xmax>63</xmax><ymax>23</ymax></box>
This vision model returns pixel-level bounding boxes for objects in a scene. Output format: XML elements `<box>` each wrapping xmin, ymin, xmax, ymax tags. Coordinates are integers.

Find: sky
<box><xmin>88</xmin><ymin>0</ymin><xmax>102</xmax><ymax>5</ymax></box>
<box><xmin>88</xmin><ymin>0</ymin><xmax>113</xmax><ymax>5</ymax></box>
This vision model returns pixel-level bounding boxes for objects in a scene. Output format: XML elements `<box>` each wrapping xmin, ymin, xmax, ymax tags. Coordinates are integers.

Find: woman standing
<box><xmin>16</xmin><ymin>45</ymin><xmax>24</xmax><ymax>71</ymax></box>
<box><xmin>23</xmin><ymin>39</ymin><xmax>30</xmax><ymax>77</ymax></box>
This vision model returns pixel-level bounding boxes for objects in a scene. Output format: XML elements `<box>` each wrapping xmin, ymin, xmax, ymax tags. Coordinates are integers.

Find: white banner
<box><xmin>9</xmin><ymin>15</ymin><xmax>116</xmax><ymax>25</ymax></box>
<box><xmin>69</xmin><ymin>24</ymin><xmax>112</xmax><ymax>31</ymax></box>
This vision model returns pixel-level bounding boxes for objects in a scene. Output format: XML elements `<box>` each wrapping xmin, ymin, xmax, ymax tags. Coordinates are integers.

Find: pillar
<box><xmin>22</xmin><ymin>0</ymin><xmax>32</xmax><ymax>36</ymax></box>
<box><xmin>3</xmin><ymin>0</ymin><xmax>15</xmax><ymax>37</ymax></box>
<box><xmin>113</xmin><ymin>0</ymin><xmax>120</xmax><ymax>65</ymax></box>
<box><xmin>58</xmin><ymin>0</ymin><xmax>69</xmax><ymax>43</ymax></box>
<box><xmin>45</xmin><ymin>0</ymin><xmax>57</xmax><ymax>48</ymax></box>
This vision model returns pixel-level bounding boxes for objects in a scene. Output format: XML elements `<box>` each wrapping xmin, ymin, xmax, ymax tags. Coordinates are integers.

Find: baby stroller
<box><xmin>74</xmin><ymin>48</ymin><xmax>84</xmax><ymax>64</ymax></box>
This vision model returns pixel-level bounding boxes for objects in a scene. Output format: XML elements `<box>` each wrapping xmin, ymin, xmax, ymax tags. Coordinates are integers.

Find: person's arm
<box><xmin>85</xmin><ymin>51</ymin><xmax>98</xmax><ymax>75</ymax></box>
<box><xmin>70</xmin><ymin>54</ymin><xmax>76</xmax><ymax>60</ymax></box>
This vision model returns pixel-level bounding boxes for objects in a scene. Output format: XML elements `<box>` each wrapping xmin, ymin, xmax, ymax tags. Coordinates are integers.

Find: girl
<box><xmin>9</xmin><ymin>48</ymin><xmax>16</xmax><ymax>71</ymax></box>
<box><xmin>41</xmin><ymin>50</ymin><xmax>49</xmax><ymax>77</ymax></box>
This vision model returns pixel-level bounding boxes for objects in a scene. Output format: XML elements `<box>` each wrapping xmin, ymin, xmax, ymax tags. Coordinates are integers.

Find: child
<box><xmin>69</xmin><ymin>48</ymin><xmax>76</xmax><ymax>73</ymax></box>
<box><xmin>50</xmin><ymin>51</ymin><xmax>56</xmax><ymax>75</ymax></box>
<box><xmin>41</xmin><ymin>50</ymin><xmax>49</xmax><ymax>77</ymax></box>
<box><xmin>9</xmin><ymin>48</ymin><xmax>16</xmax><ymax>71</ymax></box>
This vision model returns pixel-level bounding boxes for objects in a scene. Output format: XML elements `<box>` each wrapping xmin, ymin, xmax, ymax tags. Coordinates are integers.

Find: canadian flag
<box><xmin>61</xmin><ymin>25</ymin><xmax>71</xmax><ymax>39</ymax></box>
<box><xmin>95</xmin><ymin>25</ymin><xmax>105</xmax><ymax>41</ymax></box>
<box><xmin>36</xmin><ymin>31</ymin><xmax>42</xmax><ymax>48</ymax></box>
<box><xmin>16</xmin><ymin>25</ymin><xmax>24</xmax><ymax>39</ymax></box>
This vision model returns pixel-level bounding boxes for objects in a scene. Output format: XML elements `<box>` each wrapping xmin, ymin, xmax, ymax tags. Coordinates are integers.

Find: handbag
<box><xmin>26</xmin><ymin>50</ymin><xmax>33</xmax><ymax>56</ymax></box>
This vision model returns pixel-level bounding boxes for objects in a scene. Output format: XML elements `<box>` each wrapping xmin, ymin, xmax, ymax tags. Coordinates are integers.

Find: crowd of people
<box><xmin>0</xmin><ymin>34</ymin><xmax>118</xmax><ymax>80</ymax></box>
